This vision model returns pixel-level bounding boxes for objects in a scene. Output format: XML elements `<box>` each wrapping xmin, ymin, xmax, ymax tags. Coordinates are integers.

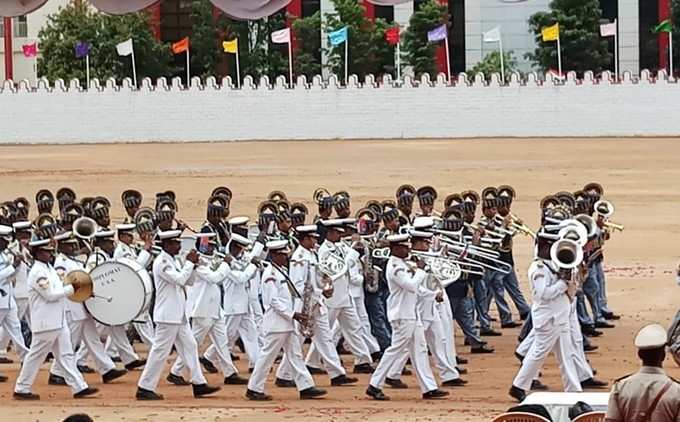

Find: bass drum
<box><xmin>85</xmin><ymin>258</ymin><xmax>153</xmax><ymax>326</ymax></box>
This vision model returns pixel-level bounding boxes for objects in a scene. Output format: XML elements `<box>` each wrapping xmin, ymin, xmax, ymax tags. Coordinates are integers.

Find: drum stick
<box><xmin>93</xmin><ymin>294</ymin><xmax>113</xmax><ymax>303</ymax></box>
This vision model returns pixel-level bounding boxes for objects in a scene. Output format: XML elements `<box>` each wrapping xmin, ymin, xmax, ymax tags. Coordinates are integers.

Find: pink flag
<box><xmin>600</xmin><ymin>22</ymin><xmax>617</xmax><ymax>37</ymax></box>
<box><xmin>22</xmin><ymin>43</ymin><xmax>37</xmax><ymax>58</ymax></box>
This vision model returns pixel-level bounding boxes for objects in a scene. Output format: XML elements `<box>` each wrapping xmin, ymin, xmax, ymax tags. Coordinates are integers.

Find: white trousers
<box><xmin>15</xmin><ymin>324</ymin><xmax>88</xmax><ymax>394</ymax></box>
<box><xmin>0</xmin><ymin>298</ymin><xmax>29</xmax><ymax>358</ymax></box>
<box><xmin>133</xmin><ymin>312</ymin><xmax>155</xmax><ymax>348</ymax></box>
<box><xmin>103</xmin><ymin>325</ymin><xmax>139</xmax><ymax>365</ymax></box>
<box><xmin>205</xmin><ymin>313</ymin><xmax>260</xmax><ymax>369</ymax></box>
<box><xmin>278</xmin><ymin>309</ymin><xmax>346</xmax><ymax>380</ymax></box>
<box><xmin>0</xmin><ymin>307</ymin><xmax>29</xmax><ymax>360</ymax></box>
<box><xmin>250</xmin><ymin>297</ymin><xmax>265</xmax><ymax>347</ymax></box>
<box><xmin>569</xmin><ymin>300</ymin><xmax>594</xmax><ymax>382</ymax></box>
<box><xmin>171</xmin><ymin>317</ymin><xmax>237</xmax><ymax>378</ymax></box>
<box><xmin>138</xmin><ymin>322</ymin><xmax>207</xmax><ymax>391</ymax></box>
<box><xmin>512</xmin><ymin>319</ymin><xmax>582</xmax><ymax>392</ymax></box>
<box><xmin>352</xmin><ymin>294</ymin><xmax>381</xmax><ymax>354</ymax></box>
<box><xmin>51</xmin><ymin>315</ymin><xmax>115</xmax><ymax>377</ymax></box>
<box><xmin>436</xmin><ymin>298</ymin><xmax>458</xmax><ymax>366</ymax></box>
<box><xmin>307</xmin><ymin>303</ymin><xmax>372</xmax><ymax>367</ymax></box>
<box><xmin>370</xmin><ymin>319</ymin><xmax>438</xmax><ymax>394</ymax></box>
<box><xmin>247</xmin><ymin>330</ymin><xmax>314</xmax><ymax>394</ymax></box>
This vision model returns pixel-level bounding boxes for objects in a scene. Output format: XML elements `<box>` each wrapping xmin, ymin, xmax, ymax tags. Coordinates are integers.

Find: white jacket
<box><xmin>0</xmin><ymin>251</ymin><xmax>16</xmax><ymax>310</ymax></box>
<box><xmin>318</xmin><ymin>240</ymin><xmax>361</xmax><ymax>309</ymax></box>
<box><xmin>28</xmin><ymin>260</ymin><xmax>74</xmax><ymax>333</ymax></box>
<box><xmin>152</xmin><ymin>250</ymin><xmax>195</xmax><ymax>324</ymax></box>
<box><xmin>290</xmin><ymin>245</ymin><xmax>326</xmax><ymax>315</ymax></box>
<box><xmin>385</xmin><ymin>256</ymin><xmax>427</xmax><ymax>322</ymax></box>
<box><xmin>222</xmin><ymin>254</ymin><xmax>257</xmax><ymax>316</ymax></box>
<box><xmin>113</xmin><ymin>242</ymin><xmax>152</xmax><ymax>269</ymax></box>
<box><xmin>187</xmin><ymin>257</ymin><xmax>231</xmax><ymax>320</ymax></box>
<box><xmin>261</xmin><ymin>263</ymin><xmax>298</xmax><ymax>334</ymax></box>
<box><xmin>54</xmin><ymin>254</ymin><xmax>88</xmax><ymax>322</ymax></box>
<box><xmin>416</xmin><ymin>273</ymin><xmax>439</xmax><ymax>323</ymax></box>
<box><xmin>528</xmin><ymin>259</ymin><xmax>570</xmax><ymax>329</ymax></box>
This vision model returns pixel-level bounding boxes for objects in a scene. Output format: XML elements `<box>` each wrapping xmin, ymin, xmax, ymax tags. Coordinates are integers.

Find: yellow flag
<box><xmin>223</xmin><ymin>39</ymin><xmax>238</xmax><ymax>54</ymax></box>
<box><xmin>541</xmin><ymin>23</ymin><xmax>559</xmax><ymax>42</ymax></box>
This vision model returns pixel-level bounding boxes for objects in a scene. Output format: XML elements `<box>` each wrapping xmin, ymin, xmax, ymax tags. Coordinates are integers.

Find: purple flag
<box><xmin>75</xmin><ymin>41</ymin><xmax>91</xmax><ymax>59</ymax></box>
<box><xmin>427</xmin><ymin>24</ymin><xmax>447</xmax><ymax>42</ymax></box>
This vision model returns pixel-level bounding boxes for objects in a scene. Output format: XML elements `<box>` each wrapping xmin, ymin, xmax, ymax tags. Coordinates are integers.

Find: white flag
<box><xmin>600</xmin><ymin>22</ymin><xmax>617</xmax><ymax>37</ymax></box>
<box><xmin>116</xmin><ymin>38</ymin><xmax>134</xmax><ymax>56</ymax></box>
<box><xmin>483</xmin><ymin>27</ymin><xmax>501</xmax><ymax>43</ymax></box>
<box><xmin>271</xmin><ymin>28</ymin><xmax>291</xmax><ymax>44</ymax></box>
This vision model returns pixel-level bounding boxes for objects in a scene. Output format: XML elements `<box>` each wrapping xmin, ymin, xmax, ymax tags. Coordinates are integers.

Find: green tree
<box><xmin>468</xmin><ymin>51</ymin><xmax>519</xmax><ymax>81</ymax></box>
<box><xmin>189</xmin><ymin>0</ymin><xmax>223</xmax><ymax>79</ymax></box>
<box><xmin>526</xmin><ymin>0</ymin><xmax>611</xmax><ymax>74</ymax></box>
<box><xmin>402</xmin><ymin>0</ymin><xmax>449</xmax><ymax>78</ymax></box>
<box><xmin>671</xmin><ymin>0</ymin><xmax>680</xmax><ymax>73</ymax></box>
<box><xmin>37</xmin><ymin>1</ymin><xmax>175</xmax><ymax>84</ymax></box>
<box><xmin>323</xmin><ymin>0</ymin><xmax>393</xmax><ymax>81</ymax></box>
<box><xmin>292</xmin><ymin>11</ymin><xmax>322</xmax><ymax>80</ymax></box>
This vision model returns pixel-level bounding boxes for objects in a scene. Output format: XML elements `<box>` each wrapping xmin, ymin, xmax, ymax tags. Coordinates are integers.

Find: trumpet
<box><xmin>604</xmin><ymin>220</ymin><xmax>624</xmax><ymax>232</ymax></box>
<box><xmin>175</xmin><ymin>218</ymin><xmax>198</xmax><ymax>233</ymax></box>
<box><xmin>494</xmin><ymin>214</ymin><xmax>536</xmax><ymax>238</ymax></box>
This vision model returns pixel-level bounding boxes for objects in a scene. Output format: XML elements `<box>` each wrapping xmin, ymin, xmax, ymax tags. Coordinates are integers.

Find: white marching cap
<box><xmin>157</xmin><ymin>230</ymin><xmax>183</xmax><ymax>240</ymax></box>
<box><xmin>386</xmin><ymin>234</ymin><xmax>410</xmax><ymax>245</ymax></box>
<box><xmin>0</xmin><ymin>225</ymin><xmax>12</xmax><ymax>238</ymax></box>
<box><xmin>295</xmin><ymin>225</ymin><xmax>319</xmax><ymax>236</ymax></box>
<box><xmin>230</xmin><ymin>233</ymin><xmax>252</xmax><ymax>246</ymax></box>
<box><xmin>53</xmin><ymin>231</ymin><xmax>73</xmax><ymax>241</ymax></box>
<box><xmin>634</xmin><ymin>324</ymin><xmax>668</xmax><ymax>350</ymax></box>
<box><xmin>410</xmin><ymin>230</ymin><xmax>433</xmax><ymax>239</ymax></box>
<box><xmin>413</xmin><ymin>216</ymin><xmax>435</xmax><ymax>230</ymax></box>
<box><xmin>115</xmin><ymin>223</ymin><xmax>137</xmax><ymax>232</ymax></box>
<box><xmin>12</xmin><ymin>221</ymin><xmax>32</xmax><ymax>231</ymax></box>
<box><xmin>94</xmin><ymin>230</ymin><xmax>115</xmax><ymax>239</ymax></box>
<box><xmin>229</xmin><ymin>216</ymin><xmax>249</xmax><ymax>226</ymax></box>
<box><xmin>266</xmin><ymin>239</ymin><xmax>290</xmax><ymax>252</ymax></box>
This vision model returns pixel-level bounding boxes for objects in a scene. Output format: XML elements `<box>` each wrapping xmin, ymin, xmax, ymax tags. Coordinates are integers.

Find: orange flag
<box><xmin>172</xmin><ymin>37</ymin><xmax>189</xmax><ymax>54</ymax></box>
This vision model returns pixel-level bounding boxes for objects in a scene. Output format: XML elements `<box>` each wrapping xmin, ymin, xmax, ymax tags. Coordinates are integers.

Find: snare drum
<box><xmin>85</xmin><ymin>258</ymin><xmax>153</xmax><ymax>326</ymax></box>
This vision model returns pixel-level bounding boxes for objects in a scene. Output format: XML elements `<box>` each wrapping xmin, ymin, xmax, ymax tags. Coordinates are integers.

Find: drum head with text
<box><xmin>85</xmin><ymin>261</ymin><xmax>146</xmax><ymax>326</ymax></box>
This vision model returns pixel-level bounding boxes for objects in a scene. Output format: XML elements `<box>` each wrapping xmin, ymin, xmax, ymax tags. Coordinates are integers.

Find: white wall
<box><xmin>0</xmin><ymin>70</ymin><xmax>677</xmax><ymax>144</ymax></box>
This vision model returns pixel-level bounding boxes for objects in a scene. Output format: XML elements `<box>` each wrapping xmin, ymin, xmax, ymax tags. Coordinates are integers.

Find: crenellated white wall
<box><xmin>0</xmin><ymin>70</ymin><xmax>678</xmax><ymax>144</ymax></box>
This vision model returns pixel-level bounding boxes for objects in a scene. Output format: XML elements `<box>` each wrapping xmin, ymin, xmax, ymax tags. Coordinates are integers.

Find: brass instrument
<box><xmin>298</xmin><ymin>259</ymin><xmax>318</xmax><ymax>338</ymax></box>
<box><xmin>593</xmin><ymin>199</ymin><xmax>624</xmax><ymax>232</ymax></box>
<box><xmin>604</xmin><ymin>221</ymin><xmax>624</xmax><ymax>232</ymax></box>
<box><xmin>7</xmin><ymin>240</ymin><xmax>33</xmax><ymax>266</ymax></box>
<box><xmin>73</xmin><ymin>217</ymin><xmax>98</xmax><ymax>242</ymax></box>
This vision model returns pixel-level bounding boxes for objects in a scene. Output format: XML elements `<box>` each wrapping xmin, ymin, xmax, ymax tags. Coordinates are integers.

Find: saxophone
<box><xmin>362</xmin><ymin>238</ymin><xmax>380</xmax><ymax>294</ymax></box>
<box><xmin>298</xmin><ymin>259</ymin><xmax>318</xmax><ymax>338</ymax></box>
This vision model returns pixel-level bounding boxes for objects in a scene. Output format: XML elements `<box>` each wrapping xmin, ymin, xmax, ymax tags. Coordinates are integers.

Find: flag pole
<box><xmin>344</xmin><ymin>36</ymin><xmax>349</xmax><ymax>86</ymax></box>
<box><xmin>614</xmin><ymin>19</ymin><xmax>619</xmax><ymax>81</ymax></box>
<box><xmin>131</xmin><ymin>45</ymin><xmax>138</xmax><ymax>88</ymax></box>
<box><xmin>499</xmin><ymin>36</ymin><xmax>505</xmax><ymax>85</ymax></box>
<box><xmin>85</xmin><ymin>53</ymin><xmax>90</xmax><ymax>90</ymax></box>
<box><xmin>186</xmin><ymin>45</ymin><xmax>191</xmax><ymax>87</ymax></box>
<box><xmin>236</xmin><ymin>47</ymin><xmax>241</xmax><ymax>89</ymax></box>
<box><xmin>396</xmin><ymin>40</ymin><xmax>401</xmax><ymax>81</ymax></box>
<box><xmin>670</xmin><ymin>30</ymin><xmax>674</xmax><ymax>79</ymax></box>
<box><xmin>556</xmin><ymin>35</ymin><xmax>562</xmax><ymax>80</ymax></box>
<box><xmin>288</xmin><ymin>39</ymin><xmax>293</xmax><ymax>87</ymax></box>
<box><xmin>444</xmin><ymin>33</ymin><xmax>451</xmax><ymax>83</ymax></box>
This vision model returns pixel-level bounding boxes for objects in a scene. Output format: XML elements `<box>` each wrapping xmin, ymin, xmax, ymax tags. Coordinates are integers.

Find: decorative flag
<box><xmin>116</xmin><ymin>38</ymin><xmax>134</xmax><ymax>56</ymax></box>
<box><xmin>271</xmin><ymin>28</ymin><xmax>291</xmax><ymax>44</ymax></box>
<box><xmin>427</xmin><ymin>24</ymin><xmax>447</xmax><ymax>42</ymax></box>
<box><xmin>172</xmin><ymin>37</ymin><xmax>189</xmax><ymax>54</ymax></box>
<box><xmin>223</xmin><ymin>39</ymin><xmax>238</xmax><ymax>53</ymax></box>
<box><xmin>328</xmin><ymin>26</ymin><xmax>348</xmax><ymax>46</ymax></box>
<box><xmin>652</xmin><ymin>19</ymin><xmax>673</xmax><ymax>34</ymax></box>
<box><xmin>22</xmin><ymin>43</ymin><xmax>37</xmax><ymax>58</ymax></box>
<box><xmin>541</xmin><ymin>23</ymin><xmax>560</xmax><ymax>42</ymax></box>
<box><xmin>385</xmin><ymin>27</ymin><xmax>400</xmax><ymax>46</ymax></box>
<box><xmin>483</xmin><ymin>27</ymin><xmax>501</xmax><ymax>43</ymax></box>
<box><xmin>600</xmin><ymin>22</ymin><xmax>617</xmax><ymax>37</ymax></box>
<box><xmin>75</xmin><ymin>41</ymin><xmax>90</xmax><ymax>59</ymax></box>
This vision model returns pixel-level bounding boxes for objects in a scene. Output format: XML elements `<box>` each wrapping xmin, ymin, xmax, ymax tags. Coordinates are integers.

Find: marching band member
<box><xmin>314</xmin><ymin>194</ymin><xmax>334</xmax><ymax>244</ymax></box>
<box><xmin>49</xmin><ymin>232</ymin><xmax>128</xmax><ymax>386</ymax></box>
<box><xmin>307</xmin><ymin>220</ymin><xmax>373</xmax><ymax>374</ymax></box>
<box><xmin>121</xmin><ymin>190</ymin><xmax>143</xmax><ymax>224</ymax></box>
<box><xmin>396</xmin><ymin>185</ymin><xmax>416</xmax><ymax>226</ymax></box>
<box><xmin>366</xmin><ymin>234</ymin><xmax>448</xmax><ymax>401</ymax></box>
<box><xmin>0</xmin><ymin>225</ymin><xmax>29</xmax><ymax>365</ymax></box>
<box><xmin>136</xmin><ymin>229</ymin><xmax>220</xmax><ymax>400</ymax></box>
<box><xmin>246</xmin><ymin>240</ymin><xmax>327</xmax><ymax>401</ymax></box>
<box><xmin>275</xmin><ymin>225</ymin><xmax>357</xmax><ymax>386</ymax></box>
<box><xmin>14</xmin><ymin>228</ymin><xmax>98</xmax><ymax>400</ymax></box>
<box><xmin>168</xmin><ymin>232</ymin><xmax>248</xmax><ymax>386</ymax></box>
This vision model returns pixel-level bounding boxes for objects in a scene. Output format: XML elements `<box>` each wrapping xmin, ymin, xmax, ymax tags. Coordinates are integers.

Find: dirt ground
<box><xmin>0</xmin><ymin>138</ymin><xmax>679</xmax><ymax>421</ymax></box>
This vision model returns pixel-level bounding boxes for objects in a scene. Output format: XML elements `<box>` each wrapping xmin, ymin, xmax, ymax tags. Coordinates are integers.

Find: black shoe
<box><xmin>231</xmin><ymin>353</ymin><xmax>240</xmax><ymax>361</ymax></box>
<box><xmin>200</xmin><ymin>357</ymin><xmax>218</xmax><ymax>374</ymax></box>
<box><xmin>480</xmin><ymin>329</ymin><xmax>502</xmax><ymax>337</ymax></box>
<box><xmin>509</xmin><ymin>385</ymin><xmax>526</xmax><ymax>402</ymax></box>
<box><xmin>167</xmin><ymin>373</ymin><xmax>191</xmax><ymax>386</ymax></box>
<box><xmin>193</xmin><ymin>383</ymin><xmax>221</xmax><ymax>398</ymax></box>
<box><xmin>330</xmin><ymin>375</ymin><xmax>358</xmax><ymax>386</ymax></box>
<box><xmin>595</xmin><ymin>321</ymin><xmax>615</xmax><ymax>329</ymax></box>
<box><xmin>471</xmin><ymin>345</ymin><xmax>495</xmax><ymax>354</ymax></box>
<box><xmin>456</xmin><ymin>356</ymin><xmax>468</xmax><ymax>365</ymax></box>
<box><xmin>110</xmin><ymin>356</ymin><xmax>122</xmax><ymax>363</ymax></box>
<box><xmin>422</xmin><ymin>389</ymin><xmax>449</xmax><ymax>399</ymax></box>
<box><xmin>275</xmin><ymin>378</ymin><xmax>296</xmax><ymax>388</ymax></box>
<box><xmin>581</xmin><ymin>377</ymin><xmax>608</xmax><ymax>389</ymax></box>
<box><xmin>45</xmin><ymin>352</ymin><xmax>54</xmax><ymax>363</ymax></box>
<box><xmin>77</xmin><ymin>365</ymin><xmax>95</xmax><ymax>374</ymax></box>
<box><xmin>520</xmin><ymin>313</ymin><xmax>530</xmax><ymax>321</ymax></box>
<box><xmin>48</xmin><ymin>373</ymin><xmax>67</xmax><ymax>386</ymax></box>
<box><xmin>306</xmin><ymin>365</ymin><xmax>326</xmax><ymax>375</ymax></box>
<box><xmin>353</xmin><ymin>363</ymin><xmax>374</xmax><ymax>374</ymax></box>
<box><xmin>0</xmin><ymin>373</ymin><xmax>8</xmax><ymax>382</ymax></box>
<box><xmin>514</xmin><ymin>352</ymin><xmax>525</xmax><ymax>363</ymax></box>
<box><xmin>584</xmin><ymin>343</ymin><xmax>599</xmax><ymax>352</ymax></box>
<box><xmin>224</xmin><ymin>374</ymin><xmax>249</xmax><ymax>385</ymax></box>
<box><xmin>300</xmin><ymin>387</ymin><xmax>327</xmax><ymax>399</ymax></box>
<box><xmin>442</xmin><ymin>378</ymin><xmax>468</xmax><ymax>387</ymax></box>
<box><xmin>125</xmin><ymin>359</ymin><xmax>146</xmax><ymax>371</ymax></box>
<box><xmin>501</xmin><ymin>322</ymin><xmax>521</xmax><ymax>329</ymax></box>
<box><xmin>456</xmin><ymin>366</ymin><xmax>468</xmax><ymax>375</ymax></box>
<box><xmin>582</xmin><ymin>326</ymin><xmax>603</xmax><ymax>337</ymax></box>
<box><xmin>73</xmin><ymin>387</ymin><xmax>99</xmax><ymax>399</ymax></box>
<box><xmin>366</xmin><ymin>385</ymin><xmax>389</xmax><ymax>401</ymax></box>
<box><xmin>371</xmin><ymin>351</ymin><xmax>382</xmax><ymax>362</ymax></box>
<box><xmin>402</xmin><ymin>367</ymin><xmax>412</xmax><ymax>376</ymax></box>
<box><xmin>531</xmin><ymin>380</ymin><xmax>549</xmax><ymax>391</ymax></box>
<box><xmin>248</xmin><ymin>367</ymin><xmax>254</xmax><ymax>374</ymax></box>
<box><xmin>246</xmin><ymin>389</ymin><xmax>272</xmax><ymax>401</ymax></box>
<box><xmin>13</xmin><ymin>391</ymin><xmax>40</xmax><ymax>400</ymax></box>
<box><xmin>0</xmin><ymin>357</ymin><xmax>14</xmax><ymax>364</ymax></box>
<box><xmin>336</xmin><ymin>344</ymin><xmax>351</xmax><ymax>355</ymax></box>
<box><xmin>385</xmin><ymin>377</ymin><xmax>408</xmax><ymax>389</ymax></box>
<box><xmin>603</xmin><ymin>312</ymin><xmax>621</xmax><ymax>321</ymax></box>
<box><xmin>102</xmin><ymin>368</ymin><xmax>128</xmax><ymax>384</ymax></box>
<box><xmin>136</xmin><ymin>387</ymin><xmax>164</xmax><ymax>401</ymax></box>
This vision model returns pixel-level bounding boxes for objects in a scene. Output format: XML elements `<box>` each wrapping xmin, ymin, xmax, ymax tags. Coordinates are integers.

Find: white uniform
<box><xmin>50</xmin><ymin>253</ymin><xmax>118</xmax><ymax>378</ymax></box>
<box><xmin>0</xmin><ymin>248</ymin><xmax>30</xmax><ymax>359</ymax></box>
<box><xmin>511</xmin><ymin>259</ymin><xmax>582</xmax><ymax>392</ymax></box>
<box><xmin>307</xmin><ymin>240</ymin><xmax>372</xmax><ymax>367</ymax></box>
<box><xmin>113</xmin><ymin>242</ymin><xmax>155</xmax><ymax>347</ymax></box>
<box><xmin>138</xmin><ymin>250</ymin><xmax>207</xmax><ymax>391</ymax></box>
<box><xmin>170</xmin><ymin>255</ymin><xmax>239</xmax><ymax>378</ymax></box>
<box><xmin>86</xmin><ymin>250</ymin><xmax>142</xmax><ymax>366</ymax></box>
<box><xmin>344</xmin><ymin>247</ymin><xmax>380</xmax><ymax>355</ymax></box>
<box><xmin>277</xmin><ymin>246</ymin><xmax>347</xmax><ymax>380</ymax></box>
<box><xmin>247</xmin><ymin>263</ymin><xmax>315</xmax><ymax>393</ymax></box>
<box><xmin>15</xmin><ymin>260</ymin><xmax>89</xmax><ymax>394</ymax></box>
<box><xmin>369</xmin><ymin>256</ymin><xmax>438</xmax><ymax>393</ymax></box>
<box><xmin>0</xmin><ymin>250</ymin><xmax>29</xmax><ymax>360</ymax></box>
